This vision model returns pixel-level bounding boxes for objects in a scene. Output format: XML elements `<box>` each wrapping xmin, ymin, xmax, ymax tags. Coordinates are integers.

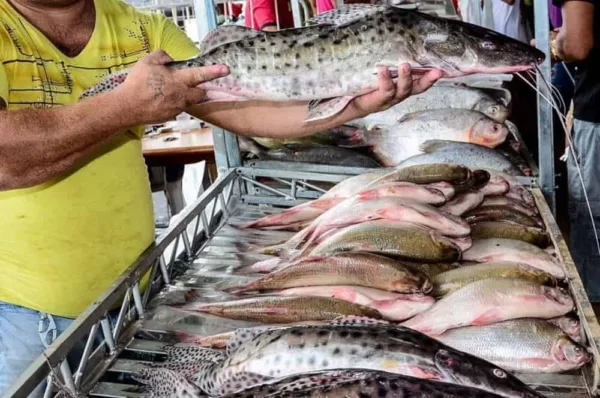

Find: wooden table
<box><xmin>142</xmin><ymin>126</ymin><xmax>215</xmax><ymax>168</ymax></box>
<box><xmin>142</xmin><ymin>126</ymin><xmax>218</xmax><ymax>215</ymax></box>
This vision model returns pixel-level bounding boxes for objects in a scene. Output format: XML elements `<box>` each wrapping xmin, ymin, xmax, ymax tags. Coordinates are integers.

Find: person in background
<box><xmin>244</xmin><ymin>0</ymin><xmax>295</xmax><ymax>30</ymax></box>
<box><xmin>548</xmin><ymin>0</ymin><xmax>576</xmax><ymax>114</ymax></box>
<box><xmin>551</xmin><ymin>0</ymin><xmax>600</xmax><ymax>311</ymax></box>
<box><xmin>0</xmin><ymin>0</ymin><xmax>443</xmax><ymax>396</ymax></box>
<box><xmin>492</xmin><ymin>0</ymin><xmax>529</xmax><ymax>42</ymax></box>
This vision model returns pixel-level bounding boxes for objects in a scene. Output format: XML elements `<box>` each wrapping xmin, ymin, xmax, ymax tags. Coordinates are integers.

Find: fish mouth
<box><xmin>461</xmin><ymin>64</ymin><xmax>537</xmax><ymax>74</ymax></box>
<box><xmin>419</xmin><ymin>278</ymin><xmax>434</xmax><ymax>294</ymax></box>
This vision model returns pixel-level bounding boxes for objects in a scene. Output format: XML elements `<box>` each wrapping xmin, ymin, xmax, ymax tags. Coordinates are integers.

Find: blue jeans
<box><xmin>567</xmin><ymin>119</ymin><xmax>600</xmax><ymax>303</ymax></box>
<box><xmin>0</xmin><ymin>301</ymin><xmax>77</xmax><ymax>397</ymax></box>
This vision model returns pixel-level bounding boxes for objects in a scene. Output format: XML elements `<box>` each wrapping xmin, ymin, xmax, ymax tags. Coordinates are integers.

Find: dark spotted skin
<box><xmin>222</xmin><ymin>369</ymin><xmax>506</xmax><ymax>397</ymax></box>
<box><xmin>79</xmin><ymin>5</ymin><xmax>543</xmax><ymax>103</ymax></box>
<box><xmin>164</xmin><ymin>344</ymin><xmax>226</xmax><ymax>364</ymax></box>
<box><xmin>193</xmin><ymin>324</ymin><xmax>543</xmax><ymax>398</ymax></box>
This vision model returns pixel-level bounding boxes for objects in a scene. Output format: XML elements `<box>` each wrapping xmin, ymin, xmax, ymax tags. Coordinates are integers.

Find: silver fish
<box><xmin>338</xmin><ymin>110</ymin><xmax>509</xmax><ymax>166</ymax></box>
<box><xmin>350</xmin><ymin>85</ymin><xmax>510</xmax><ymax>127</ymax></box>
<box><xmin>435</xmin><ymin>319</ymin><xmax>590</xmax><ymax>373</ymax></box>
<box><xmin>399</xmin><ymin>140</ymin><xmax>523</xmax><ymax>176</ymax></box>
<box><xmin>402</xmin><ymin>278</ymin><xmax>574</xmax><ymax>335</ymax></box>
<box><xmin>80</xmin><ymin>5</ymin><xmax>543</xmax><ymax>122</ymax></box>
<box><xmin>461</xmin><ymin>238</ymin><xmax>565</xmax><ymax>278</ymax></box>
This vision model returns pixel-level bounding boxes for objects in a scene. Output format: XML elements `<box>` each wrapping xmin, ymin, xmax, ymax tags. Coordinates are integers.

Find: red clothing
<box><xmin>244</xmin><ymin>0</ymin><xmax>295</xmax><ymax>30</ymax></box>
<box><xmin>316</xmin><ymin>0</ymin><xmax>335</xmax><ymax>14</ymax></box>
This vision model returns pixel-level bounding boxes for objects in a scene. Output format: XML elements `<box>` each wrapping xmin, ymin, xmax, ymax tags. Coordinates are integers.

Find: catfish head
<box><xmin>410</xmin><ymin>10</ymin><xmax>545</xmax><ymax>76</ymax></box>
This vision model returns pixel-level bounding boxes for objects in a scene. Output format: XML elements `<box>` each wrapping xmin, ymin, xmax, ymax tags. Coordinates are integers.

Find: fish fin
<box><xmin>132</xmin><ymin>367</ymin><xmax>204</xmax><ymax>398</ymax></box>
<box><xmin>305</xmin><ymin>4</ymin><xmax>387</xmax><ymax>26</ymax></box>
<box><xmin>397</xmin><ymin>111</ymin><xmax>428</xmax><ymax>123</ymax></box>
<box><xmin>202</xmin><ymin>91</ymin><xmax>248</xmax><ymax>103</ymax></box>
<box><xmin>200</xmin><ymin>25</ymin><xmax>262</xmax><ymax>54</ymax></box>
<box><xmin>164</xmin><ymin>344</ymin><xmax>226</xmax><ymax>364</ymax></box>
<box><xmin>305</xmin><ymin>96</ymin><xmax>356</xmax><ymax>122</ymax></box>
<box><xmin>217</xmin><ymin>371</ymin><xmax>273</xmax><ymax>394</ymax></box>
<box><xmin>418</xmin><ymin>139</ymin><xmax>457</xmax><ymax>153</ymax></box>
<box><xmin>226</xmin><ymin>327</ymin><xmax>278</xmax><ymax>356</ymax></box>
<box><xmin>174</xmin><ymin>331</ymin><xmax>233</xmax><ymax>349</ymax></box>
<box><xmin>79</xmin><ymin>70</ymin><xmax>130</xmax><ymax>100</ymax></box>
<box><xmin>328</xmin><ymin>315</ymin><xmax>390</xmax><ymax>326</ymax></box>
<box><xmin>282</xmin><ymin>142</ymin><xmax>326</xmax><ymax>150</ymax></box>
<box><xmin>470</xmin><ymin>309</ymin><xmax>502</xmax><ymax>326</ymax></box>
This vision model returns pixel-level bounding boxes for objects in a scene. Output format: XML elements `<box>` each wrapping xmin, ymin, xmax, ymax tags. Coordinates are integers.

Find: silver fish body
<box><xmin>462</xmin><ymin>238</ymin><xmax>564</xmax><ymax>278</ymax></box>
<box><xmin>399</xmin><ymin>140</ymin><xmax>523</xmax><ymax>176</ymax></box>
<box><xmin>436</xmin><ymin>319</ymin><xmax>590</xmax><ymax>373</ymax></box>
<box><xmin>350</xmin><ymin>85</ymin><xmax>510</xmax><ymax>127</ymax></box>
<box><xmin>343</xmin><ymin>110</ymin><xmax>509</xmax><ymax>166</ymax></box>
<box><xmin>402</xmin><ymin>278</ymin><xmax>574</xmax><ymax>335</ymax></box>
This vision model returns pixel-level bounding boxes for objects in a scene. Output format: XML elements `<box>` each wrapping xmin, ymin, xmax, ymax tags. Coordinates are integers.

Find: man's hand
<box><xmin>350</xmin><ymin>63</ymin><xmax>444</xmax><ymax>118</ymax></box>
<box><xmin>113</xmin><ymin>50</ymin><xmax>230</xmax><ymax>126</ymax></box>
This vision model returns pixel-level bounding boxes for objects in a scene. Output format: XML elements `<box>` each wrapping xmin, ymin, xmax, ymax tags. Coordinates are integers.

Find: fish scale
<box><xmin>221</xmin><ymin>369</ymin><xmax>507</xmax><ymax>398</ymax></box>
<box><xmin>80</xmin><ymin>5</ymin><xmax>543</xmax><ymax>121</ymax></box>
<box><xmin>180</xmin><ymin>323</ymin><xmax>544</xmax><ymax>398</ymax></box>
<box><xmin>436</xmin><ymin>319</ymin><xmax>590</xmax><ymax>373</ymax></box>
<box><xmin>402</xmin><ymin>278</ymin><xmax>574</xmax><ymax>335</ymax></box>
<box><xmin>307</xmin><ymin>220</ymin><xmax>461</xmax><ymax>262</ymax></box>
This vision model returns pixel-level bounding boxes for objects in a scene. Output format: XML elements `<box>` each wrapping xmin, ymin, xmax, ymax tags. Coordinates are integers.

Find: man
<box><xmin>0</xmin><ymin>0</ymin><xmax>442</xmax><ymax>395</ymax></box>
<box><xmin>551</xmin><ymin>0</ymin><xmax>600</xmax><ymax>307</ymax></box>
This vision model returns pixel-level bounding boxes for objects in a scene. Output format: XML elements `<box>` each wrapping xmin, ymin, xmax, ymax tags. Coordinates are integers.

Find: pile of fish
<box><xmin>134</xmin><ymin>162</ymin><xmax>592</xmax><ymax>397</ymax></box>
<box><xmin>240</xmin><ymin>85</ymin><xmax>532</xmax><ymax>174</ymax></box>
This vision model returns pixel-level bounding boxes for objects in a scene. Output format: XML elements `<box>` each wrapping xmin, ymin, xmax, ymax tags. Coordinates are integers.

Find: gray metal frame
<box><xmin>533</xmin><ymin>0</ymin><xmax>556</xmax><ymax>214</ymax></box>
<box><xmin>1</xmin><ymin>170</ymin><xmax>240</xmax><ymax>398</ymax></box>
<box><xmin>4</xmin><ymin>168</ymin><xmax>600</xmax><ymax>397</ymax></box>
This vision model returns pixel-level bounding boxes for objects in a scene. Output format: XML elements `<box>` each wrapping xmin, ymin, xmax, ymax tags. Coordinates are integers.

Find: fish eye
<box><xmin>480</xmin><ymin>41</ymin><xmax>497</xmax><ymax>51</ymax></box>
<box><xmin>490</xmin><ymin>105</ymin><xmax>499</xmax><ymax>113</ymax></box>
<box><xmin>493</xmin><ymin>369</ymin><xmax>507</xmax><ymax>378</ymax></box>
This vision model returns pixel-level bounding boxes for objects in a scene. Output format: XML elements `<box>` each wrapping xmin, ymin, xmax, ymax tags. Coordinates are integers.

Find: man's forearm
<box><xmin>0</xmin><ymin>92</ymin><xmax>136</xmax><ymax>190</ymax></box>
<box><xmin>187</xmin><ymin>99</ymin><xmax>365</xmax><ymax>138</ymax></box>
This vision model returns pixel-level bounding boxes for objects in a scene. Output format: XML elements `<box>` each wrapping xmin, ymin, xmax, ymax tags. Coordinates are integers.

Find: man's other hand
<box><xmin>350</xmin><ymin>63</ymin><xmax>443</xmax><ymax>118</ymax></box>
<box><xmin>114</xmin><ymin>50</ymin><xmax>230</xmax><ymax>125</ymax></box>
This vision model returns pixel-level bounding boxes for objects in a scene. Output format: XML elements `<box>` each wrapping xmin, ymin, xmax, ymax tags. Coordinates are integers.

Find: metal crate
<box><xmin>4</xmin><ymin>167</ymin><xmax>600</xmax><ymax>398</ymax></box>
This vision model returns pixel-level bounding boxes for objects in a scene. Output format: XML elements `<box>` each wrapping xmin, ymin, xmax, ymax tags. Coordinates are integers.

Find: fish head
<box><xmin>475</xmin><ymin>99</ymin><xmax>510</xmax><ymax>123</ymax></box>
<box><xmin>391</xmin><ymin>269</ymin><xmax>433</xmax><ymax>294</ymax></box>
<box><xmin>553</xmin><ymin>336</ymin><xmax>591</xmax><ymax>369</ymax></box>
<box><xmin>415</xmin><ymin>14</ymin><xmax>544</xmax><ymax>75</ymax></box>
<box><xmin>553</xmin><ymin>316</ymin><xmax>582</xmax><ymax>340</ymax></box>
<box><xmin>434</xmin><ymin>349</ymin><xmax>545</xmax><ymax>398</ymax></box>
<box><xmin>470</xmin><ymin>118</ymin><xmax>510</xmax><ymax>148</ymax></box>
<box><xmin>543</xmin><ymin>286</ymin><xmax>575</xmax><ymax>310</ymax></box>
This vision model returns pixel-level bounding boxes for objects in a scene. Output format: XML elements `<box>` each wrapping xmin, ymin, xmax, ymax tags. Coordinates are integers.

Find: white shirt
<box><xmin>492</xmin><ymin>0</ymin><xmax>528</xmax><ymax>42</ymax></box>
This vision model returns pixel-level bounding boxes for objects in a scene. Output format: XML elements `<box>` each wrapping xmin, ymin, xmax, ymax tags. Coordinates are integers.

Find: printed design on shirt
<box><xmin>1</xmin><ymin>17</ymin><xmax>152</xmax><ymax>108</ymax></box>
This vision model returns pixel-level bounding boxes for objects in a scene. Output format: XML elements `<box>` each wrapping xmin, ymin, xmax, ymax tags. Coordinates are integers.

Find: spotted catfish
<box><xmin>137</xmin><ymin>321</ymin><xmax>545</xmax><ymax>398</ymax></box>
<box><xmin>79</xmin><ymin>5</ymin><xmax>543</xmax><ymax>122</ymax></box>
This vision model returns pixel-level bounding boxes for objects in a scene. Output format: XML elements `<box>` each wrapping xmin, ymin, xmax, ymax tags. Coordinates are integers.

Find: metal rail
<box><xmin>1</xmin><ymin>169</ymin><xmax>239</xmax><ymax>398</ymax></box>
<box><xmin>5</xmin><ymin>168</ymin><xmax>600</xmax><ymax>397</ymax></box>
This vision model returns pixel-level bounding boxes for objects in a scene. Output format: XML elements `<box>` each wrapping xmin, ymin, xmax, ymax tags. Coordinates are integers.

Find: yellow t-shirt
<box><xmin>0</xmin><ymin>0</ymin><xmax>200</xmax><ymax>317</ymax></box>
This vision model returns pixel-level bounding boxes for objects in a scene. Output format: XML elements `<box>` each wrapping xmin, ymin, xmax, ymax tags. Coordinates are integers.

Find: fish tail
<box><xmin>79</xmin><ymin>69</ymin><xmax>130</xmax><ymax>100</ymax></box>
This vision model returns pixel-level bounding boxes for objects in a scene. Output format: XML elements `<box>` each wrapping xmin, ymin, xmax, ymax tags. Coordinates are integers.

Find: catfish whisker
<box><xmin>532</xmin><ymin>64</ymin><xmax>600</xmax><ymax>258</ymax></box>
